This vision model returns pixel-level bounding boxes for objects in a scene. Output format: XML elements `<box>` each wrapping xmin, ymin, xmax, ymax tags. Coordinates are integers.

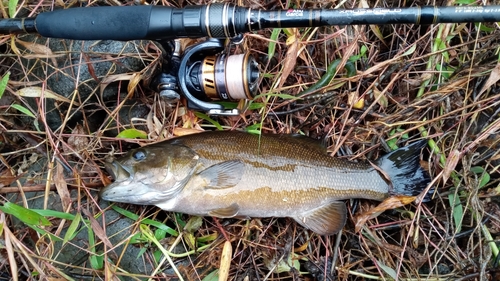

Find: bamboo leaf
<box><xmin>11</xmin><ymin>104</ymin><xmax>35</xmax><ymax>118</ymax></box>
<box><xmin>0</xmin><ymin>202</ymin><xmax>51</xmax><ymax>226</ymax></box>
<box><xmin>116</xmin><ymin>128</ymin><xmax>148</xmax><ymax>139</ymax></box>
<box><xmin>8</xmin><ymin>0</ymin><xmax>18</xmax><ymax>18</ymax></box>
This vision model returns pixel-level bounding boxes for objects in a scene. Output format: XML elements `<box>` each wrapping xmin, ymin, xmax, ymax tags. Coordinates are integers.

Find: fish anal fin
<box><xmin>293</xmin><ymin>201</ymin><xmax>347</xmax><ymax>235</ymax></box>
<box><xmin>198</xmin><ymin>160</ymin><xmax>244</xmax><ymax>189</ymax></box>
<box><xmin>208</xmin><ymin>203</ymin><xmax>239</xmax><ymax>218</ymax></box>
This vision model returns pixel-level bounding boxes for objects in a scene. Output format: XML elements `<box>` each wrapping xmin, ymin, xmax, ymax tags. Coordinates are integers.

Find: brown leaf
<box><xmin>100</xmin><ymin>73</ymin><xmax>135</xmax><ymax>97</ymax></box>
<box><xmin>442</xmin><ymin>149</ymin><xmax>461</xmax><ymax>185</ymax></box>
<box><xmin>81</xmin><ymin>208</ymin><xmax>114</xmax><ymax>249</ymax></box>
<box><xmin>354</xmin><ymin>195</ymin><xmax>416</xmax><ymax>232</ymax></box>
<box><xmin>373</xmin><ymin>88</ymin><xmax>388</xmax><ymax>108</ymax></box>
<box><xmin>16</xmin><ymin>38</ymin><xmax>59</xmax><ymax>66</ymax></box>
<box><xmin>66</xmin><ymin>124</ymin><xmax>89</xmax><ymax>154</ymax></box>
<box><xmin>479</xmin><ymin>62</ymin><xmax>500</xmax><ymax>98</ymax></box>
<box><xmin>53</xmin><ymin>162</ymin><xmax>71</xmax><ymax>211</ymax></box>
<box><xmin>478</xmin><ymin>62</ymin><xmax>500</xmax><ymax>95</ymax></box>
<box><xmin>0</xmin><ymin>169</ymin><xmax>17</xmax><ymax>187</ymax></box>
<box><xmin>278</xmin><ymin>30</ymin><xmax>299</xmax><ymax>89</ymax></box>
<box><xmin>83</xmin><ymin>53</ymin><xmax>100</xmax><ymax>83</ymax></box>
<box><xmin>378</xmin><ymin>241</ymin><xmax>426</xmax><ymax>268</ymax></box>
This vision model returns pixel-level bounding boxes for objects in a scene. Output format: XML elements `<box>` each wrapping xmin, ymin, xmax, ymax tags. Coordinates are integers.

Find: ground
<box><xmin>0</xmin><ymin>0</ymin><xmax>499</xmax><ymax>280</ymax></box>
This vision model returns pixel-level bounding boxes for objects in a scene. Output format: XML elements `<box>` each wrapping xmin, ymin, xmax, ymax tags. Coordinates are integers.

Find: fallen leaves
<box><xmin>354</xmin><ymin>195</ymin><xmax>417</xmax><ymax>232</ymax></box>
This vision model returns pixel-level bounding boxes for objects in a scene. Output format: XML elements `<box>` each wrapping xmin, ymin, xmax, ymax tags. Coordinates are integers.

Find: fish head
<box><xmin>100</xmin><ymin>143</ymin><xmax>199</xmax><ymax>205</ymax></box>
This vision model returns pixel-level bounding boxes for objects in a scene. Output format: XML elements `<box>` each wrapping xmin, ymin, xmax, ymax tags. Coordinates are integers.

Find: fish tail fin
<box><xmin>376</xmin><ymin>140</ymin><xmax>432</xmax><ymax>201</ymax></box>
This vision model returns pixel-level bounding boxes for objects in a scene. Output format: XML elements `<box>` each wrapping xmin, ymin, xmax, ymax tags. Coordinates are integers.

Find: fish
<box><xmin>100</xmin><ymin>131</ymin><xmax>431</xmax><ymax>235</ymax></box>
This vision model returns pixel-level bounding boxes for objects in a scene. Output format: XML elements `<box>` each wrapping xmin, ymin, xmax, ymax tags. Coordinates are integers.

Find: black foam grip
<box><xmin>35</xmin><ymin>6</ymin><xmax>158</xmax><ymax>40</ymax></box>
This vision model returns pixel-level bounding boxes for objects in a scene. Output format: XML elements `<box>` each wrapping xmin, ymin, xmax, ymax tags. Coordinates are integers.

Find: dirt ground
<box><xmin>0</xmin><ymin>0</ymin><xmax>499</xmax><ymax>280</ymax></box>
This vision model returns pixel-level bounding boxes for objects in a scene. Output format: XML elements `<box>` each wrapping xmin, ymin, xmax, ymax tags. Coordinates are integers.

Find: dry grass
<box><xmin>0</xmin><ymin>0</ymin><xmax>499</xmax><ymax>280</ymax></box>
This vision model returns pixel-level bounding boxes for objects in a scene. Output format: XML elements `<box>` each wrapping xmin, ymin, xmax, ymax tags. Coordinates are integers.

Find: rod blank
<box><xmin>1</xmin><ymin>4</ymin><xmax>500</xmax><ymax>40</ymax></box>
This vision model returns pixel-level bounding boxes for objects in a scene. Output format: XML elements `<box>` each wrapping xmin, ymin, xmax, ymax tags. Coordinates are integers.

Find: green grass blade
<box><xmin>32</xmin><ymin>209</ymin><xmax>76</xmax><ymax>220</ymax></box>
<box><xmin>268</xmin><ymin>29</ymin><xmax>281</xmax><ymax>61</ymax></box>
<box><xmin>448</xmin><ymin>193</ymin><xmax>463</xmax><ymax>233</ymax></box>
<box><xmin>11</xmin><ymin>104</ymin><xmax>36</xmax><ymax>118</ymax></box>
<box><xmin>0</xmin><ymin>72</ymin><xmax>9</xmax><ymax>99</ymax></box>
<box><xmin>194</xmin><ymin>112</ymin><xmax>223</xmax><ymax>130</ymax></box>
<box><xmin>111</xmin><ymin>205</ymin><xmax>178</xmax><ymax>236</ymax></box>
<box><xmin>63</xmin><ymin>212</ymin><xmax>82</xmax><ymax>245</ymax></box>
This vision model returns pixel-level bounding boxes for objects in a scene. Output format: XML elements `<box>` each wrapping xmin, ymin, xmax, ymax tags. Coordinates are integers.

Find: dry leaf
<box><xmin>373</xmin><ymin>88</ymin><xmax>388</xmax><ymax>108</ymax></box>
<box><xmin>53</xmin><ymin>162</ymin><xmax>71</xmax><ymax>211</ymax></box>
<box><xmin>15</xmin><ymin>87</ymin><xmax>80</xmax><ymax>106</ymax></box>
<box><xmin>10</xmin><ymin>36</ymin><xmax>20</xmax><ymax>56</ymax></box>
<box><xmin>218</xmin><ymin>240</ymin><xmax>232</xmax><ymax>281</ymax></box>
<box><xmin>442</xmin><ymin>149</ymin><xmax>461</xmax><ymax>185</ymax></box>
<box><xmin>359</xmin><ymin>0</ymin><xmax>385</xmax><ymax>45</ymax></box>
<box><xmin>0</xmin><ymin>169</ymin><xmax>17</xmax><ymax>187</ymax></box>
<box><xmin>66</xmin><ymin>124</ymin><xmax>89</xmax><ymax>154</ymax></box>
<box><xmin>354</xmin><ymin>195</ymin><xmax>416</xmax><ymax>232</ymax></box>
<box><xmin>146</xmin><ymin>110</ymin><xmax>158</xmax><ymax>139</ymax></box>
<box><xmin>173</xmin><ymin>127</ymin><xmax>204</xmax><ymax>136</ymax></box>
<box><xmin>83</xmin><ymin>53</ymin><xmax>100</xmax><ymax>83</ymax></box>
<box><xmin>81</xmin><ymin>208</ymin><xmax>114</xmax><ymax>249</ymax></box>
<box><xmin>100</xmin><ymin>73</ymin><xmax>135</xmax><ymax>97</ymax></box>
<box><xmin>278</xmin><ymin>30</ymin><xmax>299</xmax><ymax>89</ymax></box>
<box><xmin>478</xmin><ymin>62</ymin><xmax>500</xmax><ymax>98</ymax></box>
<box><xmin>16</xmin><ymin>39</ymin><xmax>59</xmax><ymax>66</ymax></box>
<box><xmin>127</xmin><ymin>72</ymin><xmax>142</xmax><ymax>98</ymax></box>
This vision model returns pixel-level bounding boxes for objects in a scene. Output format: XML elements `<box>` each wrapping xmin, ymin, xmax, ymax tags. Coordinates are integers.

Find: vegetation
<box><xmin>0</xmin><ymin>0</ymin><xmax>499</xmax><ymax>280</ymax></box>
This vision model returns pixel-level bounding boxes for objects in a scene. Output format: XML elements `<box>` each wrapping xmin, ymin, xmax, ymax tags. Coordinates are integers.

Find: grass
<box><xmin>1</xmin><ymin>0</ymin><xmax>499</xmax><ymax>280</ymax></box>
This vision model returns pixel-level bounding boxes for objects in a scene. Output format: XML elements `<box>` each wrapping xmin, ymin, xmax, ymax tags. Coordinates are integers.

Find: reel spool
<box><xmin>186</xmin><ymin>52</ymin><xmax>259</xmax><ymax>103</ymax></box>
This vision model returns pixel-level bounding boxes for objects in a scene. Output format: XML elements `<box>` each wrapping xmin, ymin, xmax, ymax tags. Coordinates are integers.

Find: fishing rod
<box><xmin>2</xmin><ymin>3</ymin><xmax>500</xmax><ymax>114</ymax></box>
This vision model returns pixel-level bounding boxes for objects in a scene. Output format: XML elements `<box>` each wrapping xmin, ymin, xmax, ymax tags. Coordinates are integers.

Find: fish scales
<box><xmin>168</xmin><ymin>132</ymin><xmax>389</xmax><ymax>205</ymax></box>
<box><xmin>100</xmin><ymin>131</ymin><xmax>431</xmax><ymax>235</ymax></box>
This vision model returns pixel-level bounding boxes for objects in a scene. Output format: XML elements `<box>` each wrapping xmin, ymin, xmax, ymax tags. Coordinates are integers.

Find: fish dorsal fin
<box><xmin>197</xmin><ymin>160</ymin><xmax>244</xmax><ymax>189</ymax></box>
<box><xmin>289</xmin><ymin>134</ymin><xmax>328</xmax><ymax>154</ymax></box>
<box><xmin>293</xmin><ymin>201</ymin><xmax>347</xmax><ymax>235</ymax></box>
<box><xmin>208</xmin><ymin>203</ymin><xmax>239</xmax><ymax>218</ymax></box>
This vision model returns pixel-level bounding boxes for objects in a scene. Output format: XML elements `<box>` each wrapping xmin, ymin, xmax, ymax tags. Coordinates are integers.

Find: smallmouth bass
<box><xmin>100</xmin><ymin>131</ymin><xmax>431</xmax><ymax>235</ymax></box>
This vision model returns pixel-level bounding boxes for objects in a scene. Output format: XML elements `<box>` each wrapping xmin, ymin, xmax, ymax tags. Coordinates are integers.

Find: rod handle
<box><xmin>35</xmin><ymin>5</ymin><xmax>213</xmax><ymax>41</ymax></box>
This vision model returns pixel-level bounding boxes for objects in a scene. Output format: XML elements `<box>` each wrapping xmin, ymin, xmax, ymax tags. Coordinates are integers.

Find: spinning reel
<box><xmin>151</xmin><ymin>38</ymin><xmax>260</xmax><ymax>115</ymax></box>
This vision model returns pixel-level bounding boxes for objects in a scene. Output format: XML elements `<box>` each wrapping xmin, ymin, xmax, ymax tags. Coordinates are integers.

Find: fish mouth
<box><xmin>100</xmin><ymin>160</ymin><xmax>132</xmax><ymax>200</ymax></box>
<box><xmin>104</xmin><ymin>161</ymin><xmax>131</xmax><ymax>181</ymax></box>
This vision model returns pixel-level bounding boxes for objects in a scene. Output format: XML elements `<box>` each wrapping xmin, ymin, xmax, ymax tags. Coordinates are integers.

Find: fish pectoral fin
<box><xmin>208</xmin><ymin>203</ymin><xmax>239</xmax><ymax>218</ymax></box>
<box><xmin>198</xmin><ymin>160</ymin><xmax>244</xmax><ymax>189</ymax></box>
<box><xmin>293</xmin><ymin>201</ymin><xmax>347</xmax><ymax>236</ymax></box>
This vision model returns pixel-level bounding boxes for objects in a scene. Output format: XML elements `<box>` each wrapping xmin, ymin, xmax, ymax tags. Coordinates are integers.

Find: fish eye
<box><xmin>132</xmin><ymin>150</ymin><xmax>147</xmax><ymax>161</ymax></box>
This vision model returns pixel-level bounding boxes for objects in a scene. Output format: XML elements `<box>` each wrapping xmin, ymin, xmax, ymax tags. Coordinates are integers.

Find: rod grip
<box><xmin>35</xmin><ymin>6</ymin><xmax>169</xmax><ymax>40</ymax></box>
